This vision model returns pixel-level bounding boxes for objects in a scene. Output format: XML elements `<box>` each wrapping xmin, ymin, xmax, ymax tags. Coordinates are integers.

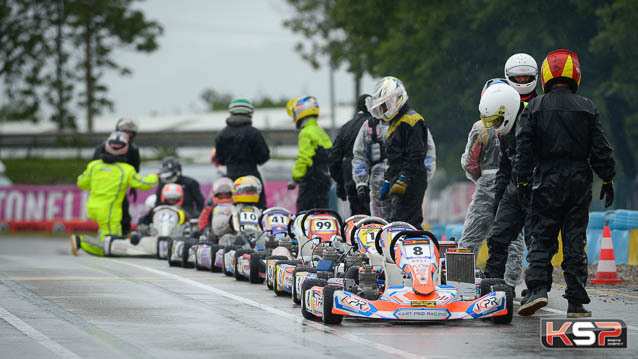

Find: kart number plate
<box><xmin>239</xmin><ymin>210</ymin><xmax>258</xmax><ymax>224</ymax></box>
<box><xmin>267</xmin><ymin>214</ymin><xmax>289</xmax><ymax>227</ymax></box>
<box><xmin>405</xmin><ymin>244</ymin><xmax>431</xmax><ymax>259</ymax></box>
<box><xmin>411</xmin><ymin>300</ymin><xmax>436</xmax><ymax>307</ymax></box>
<box><xmin>312</xmin><ymin>219</ymin><xmax>336</xmax><ymax>233</ymax></box>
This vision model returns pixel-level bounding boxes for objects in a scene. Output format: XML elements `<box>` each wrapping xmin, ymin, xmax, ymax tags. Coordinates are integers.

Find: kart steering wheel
<box><xmin>373</xmin><ymin>222</ymin><xmax>415</xmax><ymax>255</ymax></box>
<box><xmin>349</xmin><ymin>216</ymin><xmax>387</xmax><ymax>250</ymax></box>
<box><xmin>388</xmin><ymin>230</ymin><xmax>439</xmax><ymax>263</ymax></box>
<box><xmin>300</xmin><ymin>208</ymin><xmax>345</xmax><ymax>241</ymax></box>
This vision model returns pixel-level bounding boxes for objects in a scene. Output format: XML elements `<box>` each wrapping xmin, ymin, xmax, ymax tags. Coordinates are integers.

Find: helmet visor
<box><xmin>366</xmin><ymin>88</ymin><xmax>401</xmax><ymax>120</ymax></box>
<box><xmin>481</xmin><ymin>114</ymin><xmax>504</xmax><ymax>129</ymax></box>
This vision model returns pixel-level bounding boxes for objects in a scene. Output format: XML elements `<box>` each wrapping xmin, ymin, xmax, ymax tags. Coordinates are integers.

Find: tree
<box><xmin>65</xmin><ymin>0</ymin><xmax>163</xmax><ymax>132</ymax></box>
<box><xmin>200</xmin><ymin>88</ymin><xmax>233</xmax><ymax>112</ymax></box>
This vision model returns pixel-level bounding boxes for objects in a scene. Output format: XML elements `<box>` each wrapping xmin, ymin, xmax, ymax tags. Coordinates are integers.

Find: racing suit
<box><xmin>483</xmin><ymin>91</ymin><xmax>538</xmax><ymax>287</ymax></box>
<box><xmin>329</xmin><ymin>110</ymin><xmax>369</xmax><ymax>215</ymax></box>
<box><xmin>352</xmin><ymin>117</ymin><xmax>389</xmax><ymax>218</ymax></box>
<box><xmin>384</xmin><ymin>105</ymin><xmax>429</xmax><ymax>227</ymax></box>
<box><xmin>515</xmin><ymin>86</ymin><xmax>615</xmax><ymax>304</ymax></box>
<box><xmin>292</xmin><ymin>117</ymin><xmax>333</xmax><ymax>211</ymax></box>
<box><xmin>92</xmin><ymin>143</ymin><xmax>140</xmax><ymax>235</ymax></box>
<box><xmin>459</xmin><ymin>120</ymin><xmax>523</xmax><ymax>284</ymax></box>
<box><xmin>215</xmin><ymin>114</ymin><xmax>270</xmax><ymax>208</ymax></box>
<box><xmin>153</xmin><ymin>176</ymin><xmax>205</xmax><ymax>220</ymax></box>
<box><xmin>76</xmin><ymin>156</ymin><xmax>158</xmax><ymax>256</ymax></box>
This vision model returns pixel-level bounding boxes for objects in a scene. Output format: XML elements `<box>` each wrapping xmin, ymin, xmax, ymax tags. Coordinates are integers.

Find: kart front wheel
<box><xmin>234</xmin><ymin>249</ymin><xmax>254</xmax><ymax>281</ymax></box>
<box><xmin>492</xmin><ymin>284</ymin><xmax>513</xmax><ymax>324</ymax></box>
<box><xmin>249</xmin><ymin>252</ymin><xmax>266</xmax><ymax>284</ymax></box>
<box><xmin>301</xmin><ymin>278</ymin><xmax>327</xmax><ymax>321</ymax></box>
<box><xmin>479</xmin><ymin>278</ymin><xmax>507</xmax><ymax>297</ymax></box>
<box><xmin>167</xmin><ymin>239</ymin><xmax>178</xmax><ymax>267</ymax></box>
<box><xmin>209</xmin><ymin>245</ymin><xmax>223</xmax><ymax>272</ymax></box>
<box><xmin>322</xmin><ymin>285</ymin><xmax>344</xmax><ymax>325</ymax></box>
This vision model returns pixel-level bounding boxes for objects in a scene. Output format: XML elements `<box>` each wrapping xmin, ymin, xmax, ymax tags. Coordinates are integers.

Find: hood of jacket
<box><xmin>226</xmin><ymin>114</ymin><xmax>252</xmax><ymax>127</ymax></box>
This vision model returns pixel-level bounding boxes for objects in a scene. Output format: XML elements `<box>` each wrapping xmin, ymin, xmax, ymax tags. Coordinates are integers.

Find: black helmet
<box><xmin>159</xmin><ymin>156</ymin><xmax>181</xmax><ymax>183</ymax></box>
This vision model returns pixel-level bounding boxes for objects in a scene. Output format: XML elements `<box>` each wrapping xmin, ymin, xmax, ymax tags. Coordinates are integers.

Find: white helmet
<box><xmin>478</xmin><ymin>82</ymin><xmax>520</xmax><ymax>135</ymax></box>
<box><xmin>504</xmin><ymin>53</ymin><xmax>538</xmax><ymax>96</ymax></box>
<box><xmin>366</xmin><ymin>76</ymin><xmax>408</xmax><ymax>122</ymax></box>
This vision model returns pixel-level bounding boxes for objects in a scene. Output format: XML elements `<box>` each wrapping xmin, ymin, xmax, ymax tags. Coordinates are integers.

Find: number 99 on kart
<box><xmin>312</xmin><ymin>220</ymin><xmax>335</xmax><ymax>233</ymax></box>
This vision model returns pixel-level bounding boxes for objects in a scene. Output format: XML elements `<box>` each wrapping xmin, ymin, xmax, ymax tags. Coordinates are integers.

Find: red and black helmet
<box><xmin>540</xmin><ymin>49</ymin><xmax>581</xmax><ymax>93</ymax></box>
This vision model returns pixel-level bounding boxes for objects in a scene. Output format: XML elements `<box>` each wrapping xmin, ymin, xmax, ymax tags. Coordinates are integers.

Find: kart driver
<box><xmin>155</xmin><ymin>156</ymin><xmax>204</xmax><ymax>220</ymax></box>
<box><xmin>71</xmin><ymin>132</ymin><xmax>158</xmax><ymax>256</ymax></box>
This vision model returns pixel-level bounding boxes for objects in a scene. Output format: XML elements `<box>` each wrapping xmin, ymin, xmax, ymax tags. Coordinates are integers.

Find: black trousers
<box><xmin>297</xmin><ymin>178</ymin><xmax>330</xmax><ymax>212</ymax></box>
<box><xmin>525</xmin><ymin>166</ymin><xmax>592</xmax><ymax>304</ymax></box>
<box><xmin>121</xmin><ymin>196</ymin><xmax>131</xmax><ymax>235</ymax></box>
<box><xmin>389</xmin><ymin>172</ymin><xmax>426</xmax><ymax>228</ymax></box>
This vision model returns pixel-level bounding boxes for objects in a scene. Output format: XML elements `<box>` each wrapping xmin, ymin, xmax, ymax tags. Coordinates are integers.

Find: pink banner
<box><xmin>0</xmin><ymin>181</ymin><xmax>295</xmax><ymax>223</ymax></box>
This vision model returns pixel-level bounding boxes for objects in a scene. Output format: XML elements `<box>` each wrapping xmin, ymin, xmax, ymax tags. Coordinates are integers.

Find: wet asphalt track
<box><xmin>1</xmin><ymin>236</ymin><xmax>637</xmax><ymax>358</ymax></box>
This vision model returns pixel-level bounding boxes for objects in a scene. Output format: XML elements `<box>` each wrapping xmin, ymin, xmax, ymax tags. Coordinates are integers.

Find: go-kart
<box><xmin>264</xmin><ymin>210</ymin><xmax>308</xmax><ymax>290</ymax></box>
<box><xmin>219</xmin><ymin>205</ymin><xmax>263</xmax><ymax>276</ymax></box>
<box><xmin>232</xmin><ymin>207</ymin><xmax>295</xmax><ymax>283</ymax></box>
<box><xmin>192</xmin><ymin>203</ymin><xmax>234</xmax><ymax>272</ymax></box>
<box><xmin>166</xmin><ymin>218</ymin><xmax>200</xmax><ymax>267</ymax></box>
<box><xmin>301</xmin><ymin>229</ymin><xmax>513</xmax><ymax>324</ymax></box>
<box><xmin>273</xmin><ymin>209</ymin><xmax>345</xmax><ymax>298</ymax></box>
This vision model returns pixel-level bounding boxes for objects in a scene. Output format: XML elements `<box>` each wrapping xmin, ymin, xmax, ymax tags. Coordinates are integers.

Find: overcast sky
<box><xmin>101</xmin><ymin>0</ymin><xmax>375</xmax><ymax>119</ymax></box>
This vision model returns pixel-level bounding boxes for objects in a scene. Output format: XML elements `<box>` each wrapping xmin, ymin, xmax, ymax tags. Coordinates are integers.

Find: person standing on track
<box><xmin>92</xmin><ymin>118</ymin><xmax>140</xmax><ymax>235</ymax></box>
<box><xmin>71</xmin><ymin>132</ymin><xmax>158</xmax><ymax>256</ymax></box>
<box><xmin>286</xmin><ymin>96</ymin><xmax>333</xmax><ymax>211</ymax></box>
<box><xmin>214</xmin><ymin>98</ymin><xmax>270</xmax><ymax>209</ymax></box>
<box><xmin>515</xmin><ymin>49</ymin><xmax>615</xmax><ymax>318</ymax></box>
<box><xmin>330</xmin><ymin>94</ymin><xmax>371</xmax><ymax>215</ymax></box>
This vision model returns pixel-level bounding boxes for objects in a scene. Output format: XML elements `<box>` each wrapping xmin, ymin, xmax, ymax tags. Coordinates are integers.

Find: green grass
<box><xmin>3</xmin><ymin>158</ymin><xmax>91</xmax><ymax>185</ymax></box>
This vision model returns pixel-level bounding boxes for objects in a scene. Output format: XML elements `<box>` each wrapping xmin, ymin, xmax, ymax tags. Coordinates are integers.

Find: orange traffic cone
<box><xmin>591</xmin><ymin>226</ymin><xmax>622</xmax><ymax>284</ymax></box>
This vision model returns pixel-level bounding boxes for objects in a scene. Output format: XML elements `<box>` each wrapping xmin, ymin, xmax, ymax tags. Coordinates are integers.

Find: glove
<box><xmin>600</xmin><ymin>181</ymin><xmax>614</xmax><ymax>208</ymax></box>
<box><xmin>378</xmin><ymin>181</ymin><xmax>391</xmax><ymax>200</ymax></box>
<box><xmin>357</xmin><ymin>185</ymin><xmax>370</xmax><ymax>205</ymax></box>
<box><xmin>129</xmin><ymin>188</ymin><xmax>137</xmax><ymax>202</ymax></box>
<box><xmin>287</xmin><ymin>180</ymin><xmax>297</xmax><ymax>190</ymax></box>
<box><xmin>389</xmin><ymin>175</ymin><xmax>409</xmax><ymax>196</ymax></box>
<box><xmin>517</xmin><ymin>181</ymin><xmax>530</xmax><ymax>205</ymax></box>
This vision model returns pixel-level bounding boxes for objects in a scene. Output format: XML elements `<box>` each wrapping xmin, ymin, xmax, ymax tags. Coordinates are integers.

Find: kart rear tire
<box><xmin>492</xmin><ymin>284</ymin><xmax>513</xmax><ymax>324</ymax></box>
<box><xmin>266</xmin><ymin>256</ymin><xmax>289</xmax><ymax>289</ymax></box>
<box><xmin>209</xmin><ymin>244</ymin><xmax>223</xmax><ymax>272</ymax></box>
<box><xmin>234</xmin><ymin>249</ymin><xmax>255</xmax><ymax>281</ymax></box>
<box><xmin>223</xmin><ymin>245</ymin><xmax>240</xmax><ymax>276</ymax></box>
<box><xmin>322</xmin><ymin>285</ymin><xmax>344</xmax><ymax>325</ymax></box>
<box><xmin>182</xmin><ymin>238</ymin><xmax>196</xmax><ymax>269</ymax></box>
<box><xmin>292</xmin><ymin>266</ymin><xmax>314</xmax><ymax>305</ymax></box>
<box><xmin>301</xmin><ymin>278</ymin><xmax>327</xmax><ymax>321</ymax></box>
<box><xmin>316</xmin><ymin>272</ymin><xmax>331</xmax><ymax>280</ymax></box>
<box><xmin>480</xmin><ymin>278</ymin><xmax>507</xmax><ymax>297</ymax></box>
<box><xmin>249</xmin><ymin>252</ymin><xmax>266</xmax><ymax>284</ymax></box>
<box><xmin>167</xmin><ymin>239</ymin><xmax>178</xmax><ymax>267</ymax></box>
<box><xmin>345</xmin><ymin>266</ymin><xmax>360</xmax><ymax>284</ymax></box>
<box><xmin>156</xmin><ymin>237</ymin><xmax>168</xmax><ymax>259</ymax></box>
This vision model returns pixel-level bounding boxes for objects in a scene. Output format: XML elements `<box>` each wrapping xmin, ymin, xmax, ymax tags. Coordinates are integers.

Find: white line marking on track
<box><xmin>113</xmin><ymin>259</ymin><xmax>426</xmax><ymax>359</ymax></box>
<box><xmin>0</xmin><ymin>305</ymin><xmax>81</xmax><ymax>359</ymax></box>
<box><xmin>516</xmin><ymin>301</ymin><xmax>638</xmax><ymax>332</ymax></box>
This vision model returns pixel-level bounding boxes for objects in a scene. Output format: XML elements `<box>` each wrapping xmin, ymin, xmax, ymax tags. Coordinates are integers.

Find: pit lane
<box><xmin>1</xmin><ymin>236</ymin><xmax>636</xmax><ymax>358</ymax></box>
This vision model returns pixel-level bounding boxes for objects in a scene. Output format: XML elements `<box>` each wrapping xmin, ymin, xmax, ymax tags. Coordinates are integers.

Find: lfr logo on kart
<box><xmin>541</xmin><ymin>319</ymin><xmax>627</xmax><ymax>348</ymax></box>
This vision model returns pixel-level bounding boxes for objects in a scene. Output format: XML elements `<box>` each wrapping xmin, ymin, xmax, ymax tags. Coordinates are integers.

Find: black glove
<box><xmin>517</xmin><ymin>182</ymin><xmax>531</xmax><ymax>205</ymax></box>
<box><xmin>287</xmin><ymin>180</ymin><xmax>297</xmax><ymax>190</ymax></box>
<box><xmin>129</xmin><ymin>188</ymin><xmax>137</xmax><ymax>202</ymax></box>
<box><xmin>600</xmin><ymin>181</ymin><xmax>614</xmax><ymax>208</ymax></box>
<box><xmin>357</xmin><ymin>186</ymin><xmax>370</xmax><ymax>206</ymax></box>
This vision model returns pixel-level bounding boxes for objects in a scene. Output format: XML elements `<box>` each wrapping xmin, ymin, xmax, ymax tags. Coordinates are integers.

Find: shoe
<box><xmin>567</xmin><ymin>302</ymin><xmax>592</xmax><ymax>318</ymax></box>
<box><xmin>70</xmin><ymin>234</ymin><xmax>80</xmax><ymax>256</ymax></box>
<box><xmin>517</xmin><ymin>288</ymin><xmax>548</xmax><ymax>316</ymax></box>
<box><xmin>130</xmin><ymin>232</ymin><xmax>141</xmax><ymax>246</ymax></box>
<box><xmin>520</xmin><ymin>289</ymin><xmax>530</xmax><ymax>305</ymax></box>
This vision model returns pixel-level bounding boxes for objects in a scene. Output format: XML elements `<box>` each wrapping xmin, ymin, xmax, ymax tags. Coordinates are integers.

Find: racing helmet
<box><xmin>104</xmin><ymin>131</ymin><xmax>129</xmax><ymax>156</ymax></box>
<box><xmin>161</xmin><ymin>183</ymin><xmax>184</xmax><ymax>206</ymax></box>
<box><xmin>478</xmin><ymin>82</ymin><xmax>520</xmax><ymax>135</ymax></box>
<box><xmin>159</xmin><ymin>156</ymin><xmax>181</xmax><ymax>183</ymax></box>
<box><xmin>540</xmin><ymin>49</ymin><xmax>581</xmax><ymax>93</ymax></box>
<box><xmin>115</xmin><ymin>118</ymin><xmax>138</xmax><ymax>140</ymax></box>
<box><xmin>288</xmin><ymin>96</ymin><xmax>319</xmax><ymax>126</ymax></box>
<box><xmin>366</xmin><ymin>76</ymin><xmax>408</xmax><ymax>122</ymax></box>
<box><xmin>504</xmin><ymin>53</ymin><xmax>538</xmax><ymax>96</ymax></box>
<box><xmin>232</xmin><ymin>176</ymin><xmax>262</xmax><ymax>204</ymax></box>
<box><xmin>480</xmin><ymin>78</ymin><xmax>510</xmax><ymax>98</ymax></box>
<box><xmin>212</xmin><ymin>177</ymin><xmax>234</xmax><ymax>205</ymax></box>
